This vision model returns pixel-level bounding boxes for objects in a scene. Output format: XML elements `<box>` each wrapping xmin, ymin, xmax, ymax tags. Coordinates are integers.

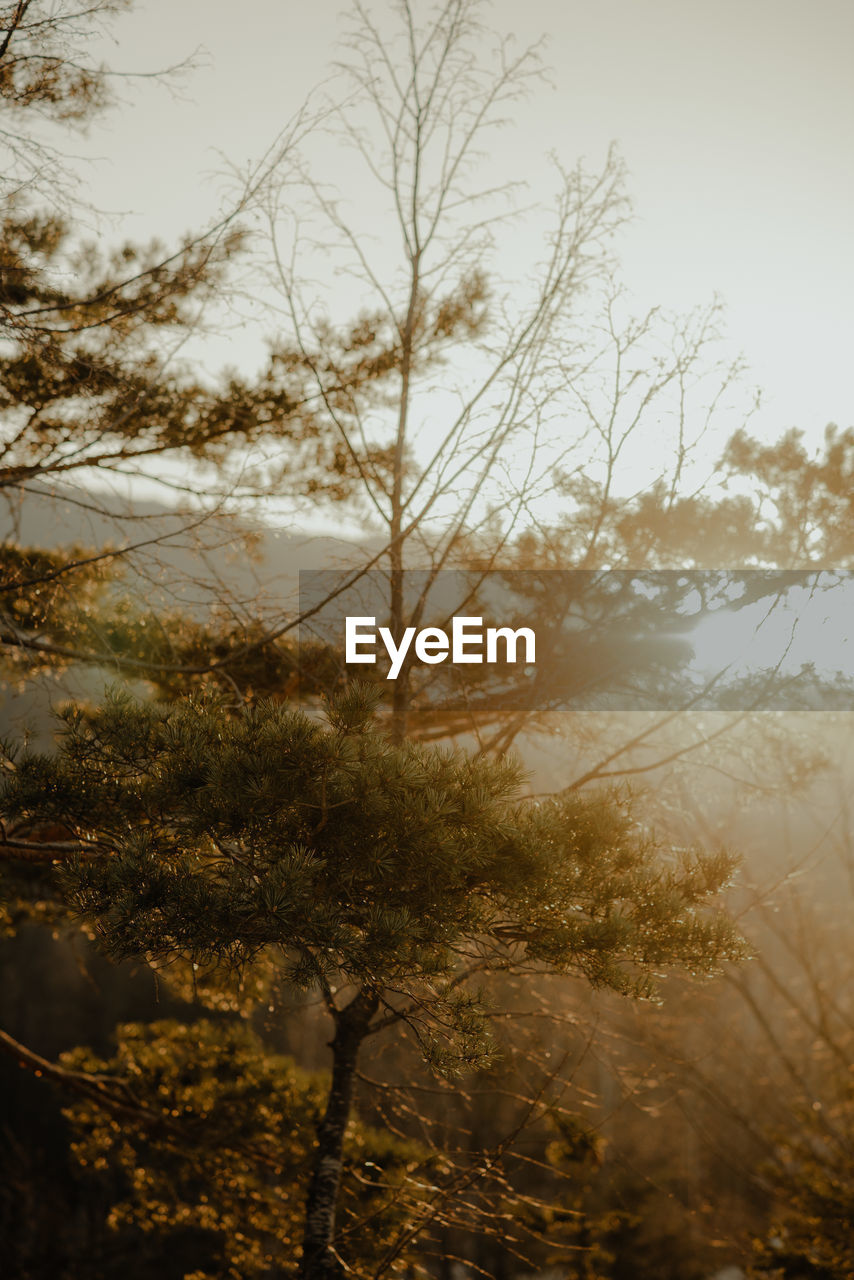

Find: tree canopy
<box><xmin>1</xmin><ymin>683</ymin><xmax>743</xmax><ymax>1276</ymax></box>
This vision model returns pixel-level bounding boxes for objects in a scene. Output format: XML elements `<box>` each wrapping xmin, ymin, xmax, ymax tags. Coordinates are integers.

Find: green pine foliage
<box><xmin>0</xmin><ymin>683</ymin><xmax>746</xmax><ymax>1274</ymax></box>
<box><xmin>2</xmin><ymin>684</ymin><xmax>744</xmax><ymax>1065</ymax></box>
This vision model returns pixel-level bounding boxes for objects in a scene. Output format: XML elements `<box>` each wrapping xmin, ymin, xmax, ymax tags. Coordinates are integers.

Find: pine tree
<box><xmin>1</xmin><ymin>683</ymin><xmax>744</xmax><ymax>1278</ymax></box>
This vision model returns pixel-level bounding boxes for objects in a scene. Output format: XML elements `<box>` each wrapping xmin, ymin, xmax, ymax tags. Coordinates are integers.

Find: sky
<box><xmin>71</xmin><ymin>0</ymin><xmax>853</xmax><ymax>456</ymax></box>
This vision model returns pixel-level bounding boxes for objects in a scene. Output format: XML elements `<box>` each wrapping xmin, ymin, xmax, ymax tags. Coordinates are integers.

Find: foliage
<box><xmin>522</xmin><ymin>1112</ymin><xmax>624</xmax><ymax>1279</ymax></box>
<box><xmin>0</xmin><ymin>0</ymin><xmax>132</xmax><ymax>195</ymax></box>
<box><xmin>751</xmin><ymin>1095</ymin><xmax>854</xmax><ymax>1278</ymax></box>
<box><xmin>62</xmin><ymin>1017</ymin><xmax>425</xmax><ymax>1280</ymax></box>
<box><xmin>723</xmin><ymin>425</ymin><xmax>854</xmax><ymax>567</ymax></box>
<box><xmin>0</xmin><ymin>534</ymin><xmax>342</xmax><ymax>698</ymax></box>
<box><xmin>0</xmin><ymin>195</ymin><xmax>362</xmax><ymax>509</ymax></box>
<box><xmin>2</xmin><ymin>685</ymin><xmax>744</xmax><ymax>1019</ymax></box>
<box><xmin>0</xmin><ymin>682</ymin><xmax>744</xmax><ymax>1276</ymax></box>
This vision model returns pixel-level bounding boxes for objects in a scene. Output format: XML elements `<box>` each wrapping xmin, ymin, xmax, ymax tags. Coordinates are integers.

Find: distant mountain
<box><xmin>0</xmin><ymin>485</ymin><xmax>382</xmax><ymax>743</ymax></box>
<box><xmin>1</xmin><ymin>484</ymin><xmax>381</xmax><ymax>613</ymax></box>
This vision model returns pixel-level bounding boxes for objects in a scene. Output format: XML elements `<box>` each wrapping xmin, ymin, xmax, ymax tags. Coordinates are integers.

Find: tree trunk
<box><xmin>298</xmin><ymin>987</ymin><xmax>379</xmax><ymax>1280</ymax></box>
<box><xmin>388</xmin><ymin>249</ymin><xmax>421</xmax><ymax>746</ymax></box>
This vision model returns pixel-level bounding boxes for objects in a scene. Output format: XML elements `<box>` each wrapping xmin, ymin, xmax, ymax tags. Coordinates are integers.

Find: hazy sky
<box><xmin>77</xmin><ymin>0</ymin><xmax>853</xmax><ymax>457</ymax></box>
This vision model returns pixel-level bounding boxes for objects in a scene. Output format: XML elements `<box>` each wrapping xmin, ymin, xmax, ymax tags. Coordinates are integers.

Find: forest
<box><xmin>1</xmin><ymin>2</ymin><xmax>853</xmax><ymax>1278</ymax></box>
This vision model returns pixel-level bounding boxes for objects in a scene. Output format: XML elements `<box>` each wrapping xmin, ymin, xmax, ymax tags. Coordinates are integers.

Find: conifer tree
<box><xmin>1</xmin><ymin>683</ymin><xmax>743</xmax><ymax>1278</ymax></box>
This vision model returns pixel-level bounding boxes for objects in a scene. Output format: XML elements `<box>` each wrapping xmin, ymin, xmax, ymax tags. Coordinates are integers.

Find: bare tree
<box><xmin>246</xmin><ymin>0</ymin><xmax>762</xmax><ymax>751</ymax></box>
<box><xmin>257</xmin><ymin>0</ymin><xmax>621</xmax><ymax>738</ymax></box>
